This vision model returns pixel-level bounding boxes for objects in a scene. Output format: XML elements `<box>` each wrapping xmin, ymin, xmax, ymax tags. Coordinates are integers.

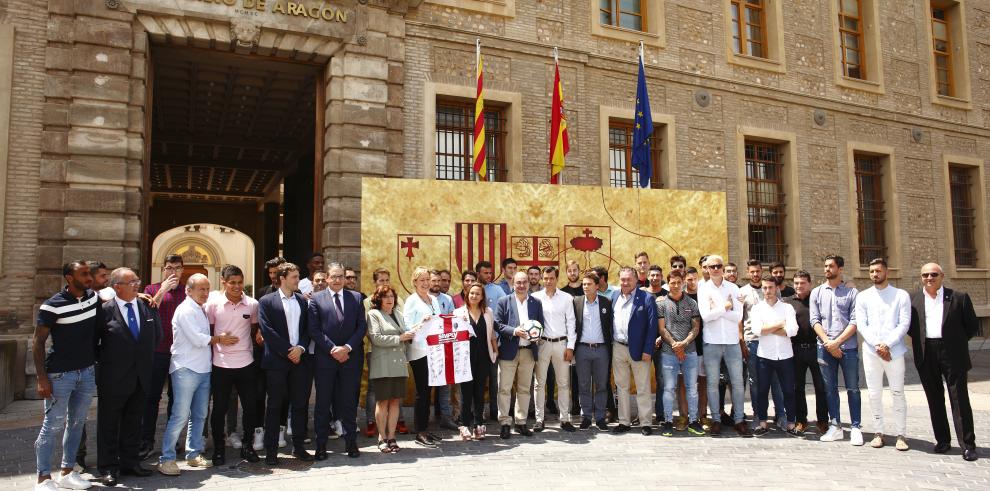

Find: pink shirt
<box><xmin>205</xmin><ymin>293</ymin><xmax>258</xmax><ymax>369</ymax></box>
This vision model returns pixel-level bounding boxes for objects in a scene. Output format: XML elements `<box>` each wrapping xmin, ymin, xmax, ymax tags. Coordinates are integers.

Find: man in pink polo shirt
<box><xmin>205</xmin><ymin>265</ymin><xmax>261</xmax><ymax>465</ymax></box>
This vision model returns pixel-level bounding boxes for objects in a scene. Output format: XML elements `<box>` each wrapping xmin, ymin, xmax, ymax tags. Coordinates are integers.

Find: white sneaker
<box><xmin>333</xmin><ymin>420</ymin><xmax>344</xmax><ymax>437</ymax></box>
<box><xmin>820</xmin><ymin>425</ymin><xmax>844</xmax><ymax>442</ymax></box>
<box><xmin>226</xmin><ymin>432</ymin><xmax>243</xmax><ymax>449</ymax></box>
<box><xmin>55</xmin><ymin>471</ymin><xmax>91</xmax><ymax>490</ymax></box>
<box><xmin>35</xmin><ymin>478</ymin><xmax>58</xmax><ymax>490</ymax></box>
<box><xmin>252</xmin><ymin>427</ymin><xmax>264</xmax><ymax>451</ymax></box>
<box><xmin>278</xmin><ymin>426</ymin><xmax>287</xmax><ymax>448</ymax></box>
<box><xmin>286</xmin><ymin>418</ymin><xmax>293</xmax><ymax>437</ymax></box>
<box><xmin>850</xmin><ymin>427</ymin><xmax>864</xmax><ymax>446</ymax></box>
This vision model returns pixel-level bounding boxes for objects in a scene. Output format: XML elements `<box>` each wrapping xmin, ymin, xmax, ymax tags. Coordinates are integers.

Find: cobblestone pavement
<box><xmin>5</xmin><ymin>346</ymin><xmax>990</xmax><ymax>490</ymax></box>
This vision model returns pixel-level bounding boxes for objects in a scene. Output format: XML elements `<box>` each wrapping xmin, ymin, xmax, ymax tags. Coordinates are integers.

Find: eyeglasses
<box><xmin>671</xmin><ymin>264</ymin><xmax>685</xmax><ymax>269</ymax></box>
<box><xmin>328</xmin><ymin>274</ymin><xmax>345</xmax><ymax>280</ymax></box>
<box><xmin>163</xmin><ymin>266</ymin><xmax>183</xmax><ymax>272</ymax></box>
<box><xmin>708</xmin><ymin>264</ymin><xmax>723</xmax><ymax>270</ymax></box>
<box><xmin>345</xmin><ymin>275</ymin><xmax>357</xmax><ymax>280</ymax></box>
<box><xmin>119</xmin><ymin>280</ymin><xmax>141</xmax><ymax>287</ymax></box>
<box><xmin>921</xmin><ymin>272</ymin><xmax>941</xmax><ymax>278</ymax></box>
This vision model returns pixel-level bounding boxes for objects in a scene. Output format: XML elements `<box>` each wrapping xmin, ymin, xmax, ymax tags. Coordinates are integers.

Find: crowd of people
<box><xmin>31</xmin><ymin>250</ymin><xmax>981</xmax><ymax>490</ymax></box>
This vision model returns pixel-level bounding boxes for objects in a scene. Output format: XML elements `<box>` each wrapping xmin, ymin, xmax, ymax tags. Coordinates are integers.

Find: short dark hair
<box><xmin>582</xmin><ymin>271</ymin><xmax>600</xmax><ymax>284</ymax></box>
<box><xmin>793</xmin><ymin>270</ymin><xmax>812</xmax><ymax>282</ymax></box>
<box><xmin>667</xmin><ymin>269</ymin><xmax>685</xmax><ymax>281</ymax></box>
<box><xmin>727</xmin><ymin>262</ymin><xmax>737</xmax><ymax>269</ymax></box>
<box><xmin>648</xmin><ymin>264</ymin><xmax>663</xmax><ymax>273</ymax></box>
<box><xmin>63</xmin><ymin>260</ymin><xmax>88</xmax><ymax>277</ymax></box>
<box><xmin>592</xmin><ymin>266</ymin><xmax>608</xmax><ymax>282</ymax></box>
<box><xmin>501</xmin><ymin>257</ymin><xmax>517</xmax><ymax>269</ymax></box>
<box><xmin>429</xmin><ymin>269</ymin><xmax>442</xmax><ymax>277</ymax></box>
<box><xmin>868</xmin><ymin>257</ymin><xmax>887</xmax><ymax>268</ymax></box>
<box><xmin>370</xmin><ymin>285</ymin><xmax>397</xmax><ymax>310</ymax></box>
<box><xmin>746</xmin><ymin>259</ymin><xmax>762</xmax><ymax>268</ymax></box>
<box><xmin>345</xmin><ymin>266</ymin><xmax>357</xmax><ymax>273</ymax></box>
<box><xmin>461</xmin><ymin>270</ymin><xmax>478</xmax><ymax>281</ymax></box>
<box><xmin>635</xmin><ymin>251</ymin><xmax>649</xmax><ymax>260</ymax></box>
<box><xmin>164</xmin><ymin>254</ymin><xmax>183</xmax><ymax>265</ymax></box>
<box><xmin>277</xmin><ymin>262</ymin><xmax>299</xmax><ymax>280</ymax></box>
<box><xmin>308</xmin><ymin>252</ymin><xmax>324</xmax><ymax>262</ymax></box>
<box><xmin>699</xmin><ymin>255</ymin><xmax>709</xmax><ymax>266</ymax></box>
<box><xmin>221</xmin><ymin>264</ymin><xmax>243</xmax><ymax>280</ymax></box>
<box><xmin>439</xmin><ymin>269</ymin><xmax>451</xmax><ymax>277</ymax></box>
<box><xmin>86</xmin><ymin>260</ymin><xmax>107</xmax><ymax>271</ymax></box>
<box><xmin>370</xmin><ymin>268</ymin><xmax>388</xmax><ymax>282</ymax></box>
<box><xmin>685</xmin><ymin>266</ymin><xmax>699</xmax><ymax>275</ymax></box>
<box><xmin>527</xmin><ymin>265</ymin><xmax>541</xmax><ymax>273</ymax></box>
<box><xmin>542</xmin><ymin>266</ymin><xmax>558</xmax><ymax>278</ymax></box>
<box><xmin>760</xmin><ymin>273</ymin><xmax>777</xmax><ymax>284</ymax></box>
<box><xmin>475</xmin><ymin>260</ymin><xmax>493</xmax><ymax>271</ymax></box>
<box><xmin>669</xmin><ymin>255</ymin><xmax>687</xmax><ymax>266</ymax></box>
<box><xmin>825</xmin><ymin>254</ymin><xmax>845</xmax><ymax>268</ymax></box>
<box><xmin>265</xmin><ymin>257</ymin><xmax>286</xmax><ymax>269</ymax></box>
<box><xmin>771</xmin><ymin>262</ymin><xmax>786</xmax><ymax>271</ymax></box>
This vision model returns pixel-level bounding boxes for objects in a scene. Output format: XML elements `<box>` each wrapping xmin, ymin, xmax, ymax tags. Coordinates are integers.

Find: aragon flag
<box><xmin>472</xmin><ymin>39</ymin><xmax>487</xmax><ymax>181</ymax></box>
<box><xmin>549</xmin><ymin>48</ymin><xmax>569</xmax><ymax>184</ymax></box>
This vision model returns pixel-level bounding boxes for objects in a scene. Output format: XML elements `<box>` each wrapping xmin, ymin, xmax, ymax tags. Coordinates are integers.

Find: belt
<box><xmin>614</xmin><ymin>340</ymin><xmax>628</xmax><ymax>346</ymax></box>
<box><xmin>578</xmin><ymin>342</ymin><xmax>605</xmax><ymax>348</ymax></box>
<box><xmin>794</xmin><ymin>342</ymin><xmax>815</xmax><ymax>349</ymax></box>
<box><xmin>541</xmin><ymin>336</ymin><xmax>567</xmax><ymax>342</ymax></box>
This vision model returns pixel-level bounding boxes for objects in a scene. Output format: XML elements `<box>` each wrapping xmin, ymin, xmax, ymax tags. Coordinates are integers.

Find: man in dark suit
<box><xmin>96</xmin><ymin>267</ymin><xmax>160</xmax><ymax>486</ymax></box>
<box><xmin>610</xmin><ymin>266</ymin><xmax>659</xmax><ymax>435</ymax></box>
<box><xmin>909</xmin><ymin>262</ymin><xmax>980</xmax><ymax>461</ymax></box>
<box><xmin>258</xmin><ymin>262</ymin><xmax>313</xmax><ymax>466</ymax></box>
<box><xmin>308</xmin><ymin>262</ymin><xmax>366</xmax><ymax>459</ymax></box>
<box><xmin>495</xmin><ymin>271</ymin><xmax>547</xmax><ymax>439</ymax></box>
<box><xmin>573</xmin><ymin>270</ymin><xmax>614</xmax><ymax>430</ymax></box>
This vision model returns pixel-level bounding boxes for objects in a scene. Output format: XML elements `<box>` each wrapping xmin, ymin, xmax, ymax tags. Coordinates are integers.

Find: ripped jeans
<box><xmin>34</xmin><ymin>365</ymin><xmax>96</xmax><ymax>476</ymax></box>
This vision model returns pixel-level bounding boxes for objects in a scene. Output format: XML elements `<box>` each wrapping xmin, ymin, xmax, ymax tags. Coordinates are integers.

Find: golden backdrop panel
<box><xmin>360</xmin><ymin>178</ymin><xmax>728</xmax><ymax>296</ymax></box>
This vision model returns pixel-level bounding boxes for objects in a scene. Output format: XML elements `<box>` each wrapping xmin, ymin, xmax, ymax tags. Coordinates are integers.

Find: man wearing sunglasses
<box><xmin>698</xmin><ymin>255</ymin><xmax>747</xmax><ymax>437</ymax></box>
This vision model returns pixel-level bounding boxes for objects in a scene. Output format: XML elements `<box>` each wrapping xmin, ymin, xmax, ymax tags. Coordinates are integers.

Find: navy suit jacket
<box><xmin>307</xmin><ymin>288</ymin><xmax>366</xmax><ymax>367</ymax></box>
<box><xmin>494</xmin><ymin>293</ymin><xmax>546</xmax><ymax>362</ymax></box>
<box><xmin>258</xmin><ymin>290</ymin><xmax>311</xmax><ymax>371</ymax></box>
<box><xmin>611</xmin><ymin>288</ymin><xmax>658</xmax><ymax>361</ymax></box>
<box><xmin>97</xmin><ymin>298</ymin><xmax>160</xmax><ymax>396</ymax></box>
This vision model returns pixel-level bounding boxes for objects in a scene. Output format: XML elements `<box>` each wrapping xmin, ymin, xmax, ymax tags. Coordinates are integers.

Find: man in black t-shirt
<box><xmin>785</xmin><ymin>270</ymin><xmax>828</xmax><ymax>435</ymax></box>
<box><xmin>33</xmin><ymin>260</ymin><xmax>101</xmax><ymax>490</ymax></box>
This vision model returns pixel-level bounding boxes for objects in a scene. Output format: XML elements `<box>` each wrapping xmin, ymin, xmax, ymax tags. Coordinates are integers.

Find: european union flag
<box><xmin>631</xmin><ymin>54</ymin><xmax>653</xmax><ymax>189</ymax></box>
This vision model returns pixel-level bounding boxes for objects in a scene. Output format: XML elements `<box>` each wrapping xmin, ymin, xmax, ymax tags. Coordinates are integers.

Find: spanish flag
<box><xmin>472</xmin><ymin>39</ymin><xmax>487</xmax><ymax>181</ymax></box>
<box><xmin>549</xmin><ymin>47</ymin><xmax>569</xmax><ymax>184</ymax></box>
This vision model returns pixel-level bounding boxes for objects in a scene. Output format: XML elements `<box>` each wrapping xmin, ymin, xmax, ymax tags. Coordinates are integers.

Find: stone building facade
<box><xmin>0</xmin><ymin>0</ymin><xmax>989</xmax><ymax>344</ymax></box>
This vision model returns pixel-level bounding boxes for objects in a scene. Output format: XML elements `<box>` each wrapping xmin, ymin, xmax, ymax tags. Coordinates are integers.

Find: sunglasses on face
<box><xmin>921</xmin><ymin>272</ymin><xmax>941</xmax><ymax>278</ymax></box>
<box><xmin>708</xmin><ymin>264</ymin><xmax>723</xmax><ymax>270</ymax></box>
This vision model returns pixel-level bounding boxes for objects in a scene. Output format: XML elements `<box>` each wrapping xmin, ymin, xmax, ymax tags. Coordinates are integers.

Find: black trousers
<box><xmin>97</xmin><ymin>383</ymin><xmax>145</xmax><ymax>472</ymax></box>
<box><xmin>141</xmin><ymin>352</ymin><xmax>173</xmax><ymax>446</ymax></box>
<box><xmin>460</xmin><ymin>355</ymin><xmax>492</xmax><ymax>427</ymax></box>
<box><xmin>409</xmin><ymin>357</ymin><xmax>431</xmax><ymax>432</ymax></box>
<box><xmin>792</xmin><ymin>344</ymin><xmax>828</xmax><ymax>424</ymax></box>
<box><xmin>264</xmin><ymin>357</ymin><xmax>312</xmax><ymax>451</ymax></box>
<box><xmin>210</xmin><ymin>366</ymin><xmax>258</xmax><ymax>448</ymax></box>
<box><xmin>313</xmin><ymin>352</ymin><xmax>362</xmax><ymax>444</ymax></box>
<box><xmin>569</xmin><ymin>364</ymin><xmax>581</xmax><ymax>415</ymax></box>
<box><xmin>918</xmin><ymin>339</ymin><xmax>976</xmax><ymax>449</ymax></box>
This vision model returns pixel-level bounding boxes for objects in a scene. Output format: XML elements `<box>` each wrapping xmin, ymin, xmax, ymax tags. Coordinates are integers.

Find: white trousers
<box><xmin>535</xmin><ymin>340</ymin><xmax>571</xmax><ymax>424</ymax></box>
<box><xmin>863</xmin><ymin>352</ymin><xmax>907</xmax><ymax>436</ymax></box>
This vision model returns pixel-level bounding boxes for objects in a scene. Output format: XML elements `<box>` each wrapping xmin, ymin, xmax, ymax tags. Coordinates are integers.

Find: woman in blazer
<box><xmin>453</xmin><ymin>283</ymin><xmax>498</xmax><ymax>440</ymax></box>
<box><xmin>367</xmin><ymin>285</ymin><xmax>414</xmax><ymax>453</ymax></box>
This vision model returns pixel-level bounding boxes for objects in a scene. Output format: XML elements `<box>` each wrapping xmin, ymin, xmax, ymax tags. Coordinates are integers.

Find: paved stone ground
<box><xmin>5</xmin><ymin>343</ymin><xmax>990</xmax><ymax>490</ymax></box>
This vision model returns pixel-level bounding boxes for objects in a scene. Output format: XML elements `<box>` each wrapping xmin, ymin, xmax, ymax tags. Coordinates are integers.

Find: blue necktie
<box><xmin>125</xmin><ymin>303</ymin><xmax>140</xmax><ymax>340</ymax></box>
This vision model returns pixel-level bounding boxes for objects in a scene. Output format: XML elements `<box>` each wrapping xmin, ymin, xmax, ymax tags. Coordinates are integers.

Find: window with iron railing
<box><xmin>949</xmin><ymin>165</ymin><xmax>977</xmax><ymax>268</ymax></box>
<box><xmin>435</xmin><ymin>100</ymin><xmax>508</xmax><ymax>182</ymax></box>
<box><xmin>854</xmin><ymin>154</ymin><xmax>887</xmax><ymax>266</ymax></box>
<box><xmin>608</xmin><ymin>120</ymin><xmax>663</xmax><ymax>189</ymax></box>
<box><xmin>746</xmin><ymin>141</ymin><xmax>786</xmax><ymax>264</ymax></box>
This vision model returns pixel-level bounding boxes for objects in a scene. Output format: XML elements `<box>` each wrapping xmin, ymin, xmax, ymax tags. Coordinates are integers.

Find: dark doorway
<box><xmin>144</xmin><ymin>45</ymin><xmax>323</xmax><ymax>289</ymax></box>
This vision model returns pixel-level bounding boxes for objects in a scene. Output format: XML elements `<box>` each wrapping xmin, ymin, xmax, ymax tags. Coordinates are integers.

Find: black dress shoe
<box><xmin>314</xmin><ymin>443</ymin><xmax>328</xmax><ymax>461</ymax></box>
<box><xmin>138</xmin><ymin>443</ymin><xmax>154</xmax><ymax>461</ymax></box>
<box><xmin>641</xmin><ymin>426</ymin><xmax>653</xmax><ymax>436</ymax></box>
<box><xmin>212</xmin><ymin>449</ymin><xmax>226</xmax><ymax>466</ymax></box>
<box><xmin>579</xmin><ymin>418</ymin><xmax>592</xmax><ymax>430</ymax></box>
<box><xmin>499</xmin><ymin>425</ymin><xmax>511</xmax><ymax>439</ymax></box>
<box><xmin>560</xmin><ymin>422</ymin><xmax>576</xmax><ymax>432</ymax></box>
<box><xmin>100</xmin><ymin>470</ymin><xmax>119</xmax><ymax>487</ymax></box>
<box><xmin>292</xmin><ymin>447</ymin><xmax>313</xmax><ymax>461</ymax></box>
<box><xmin>240</xmin><ymin>447</ymin><xmax>260</xmax><ymax>463</ymax></box>
<box><xmin>533</xmin><ymin>421</ymin><xmax>545</xmax><ymax>432</ymax></box>
<box><xmin>346</xmin><ymin>441</ymin><xmax>360</xmax><ymax>458</ymax></box>
<box><xmin>934</xmin><ymin>442</ymin><xmax>951</xmax><ymax>454</ymax></box>
<box><xmin>963</xmin><ymin>448</ymin><xmax>979</xmax><ymax>461</ymax></box>
<box><xmin>265</xmin><ymin>453</ymin><xmax>278</xmax><ymax>466</ymax></box>
<box><xmin>596</xmin><ymin>419</ymin><xmax>609</xmax><ymax>431</ymax></box>
<box><xmin>612</xmin><ymin>424</ymin><xmax>631</xmax><ymax>434</ymax></box>
<box><xmin>515</xmin><ymin>424</ymin><xmax>533</xmax><ymax>437</ymax></box>
<box><xmin>120</xmin><ymin>465</ymin><xmax>152</xmax><ymax>477</ymax></box>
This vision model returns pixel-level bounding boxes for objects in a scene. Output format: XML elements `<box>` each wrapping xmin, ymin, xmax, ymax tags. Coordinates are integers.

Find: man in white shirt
<box><xmin>297</xmin><ymin>252</ymin><xmax>325</xmax><ymax>296</ymax></box>
<box><xmin>610</xmin><ymin>267</ymin><xmax>658</xmax><ymax>435</ymax></box>
<box><xmin>532</xmin><ymin>267</ymin><xmax>577</xmax><ymax>432</ymax></box>
<box><xmin>158</xmin><ymin>274</ymin><xmax>239</xmax><ymax>476</ymax></box>
<box><xmin>855</xmin><ymin>257</ymin><xmax>911</xmax><ymax>451</ymax></box>
<box><xmin>697</xmin><ymin>255</ymin><xmax>748</xmax><ymax>437</ymax></box>
<box><xmin>748</xmin><ymin>275</ymin><xmax>800</xmax><ymax>437</ymax></box>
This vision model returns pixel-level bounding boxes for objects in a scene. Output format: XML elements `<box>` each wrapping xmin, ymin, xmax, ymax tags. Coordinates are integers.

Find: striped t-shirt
<box><xmin>37</xmin><ymin>287</ymin><xmax>100</xmax><ymax>373</ymax></box>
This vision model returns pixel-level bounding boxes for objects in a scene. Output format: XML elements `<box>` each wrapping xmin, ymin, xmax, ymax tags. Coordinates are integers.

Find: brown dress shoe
<box><xmin>816</xmin><ymin>421</ymin><xmax>829</xmax><ymax>435</ymax></box>
<box><xmin>794</xmin><ymin>422</ymin><xmax>807</xmax><ymax>434</ymax></box>
<box><xmin>708</xmin><ymin>422</ymin><xmax>722</xmax><ymax>436</ymax></box>
<box><xmin>734</xmin><ymin>422</ymin><xmax>753</xmax><ymax>437</ymax></box>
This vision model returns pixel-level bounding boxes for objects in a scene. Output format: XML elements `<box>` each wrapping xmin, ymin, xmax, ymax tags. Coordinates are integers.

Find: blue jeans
<box><xmin>661</xmin><ymin>352</ymin><xmax>698</xmax><ymax>422</ymax></box>
<box><xmin>756</xmin><ymin>357</ymin><xmax>796</xmax><ymax>424</ymax></box>
<box><xmin>35</xmin><ymin>365</ymin><xmax>96</xmax><ymax>476</ymax></box>
<box><xmin>160</xmin><ymin>368</ymin><xmax>211</xmax><ymax>462</ymax></box>
<box><xmin>704</xmin><ymin>343</ymin><xmax>744</xmax><ymax>423</ymax></box>
<box><xmin>818</xmin><ymin>345</ymin><xmax>861</xmax><ymax>428</ymax></box>
<box><xmin>747</xmin><ymin>341</ymin><xmax>784</xmax><ymax>421</ymax></box>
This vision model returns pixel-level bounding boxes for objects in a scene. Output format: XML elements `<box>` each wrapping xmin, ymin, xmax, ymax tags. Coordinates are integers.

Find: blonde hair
<box><xmin>705</xmin><ymin>254</ymin><xmax>724</xmax><ymax>266</ymax></box>
<box><xmin>411</xmin><ymin>266</ymin><xmax>431</xmax><ymax>282</ymax></box>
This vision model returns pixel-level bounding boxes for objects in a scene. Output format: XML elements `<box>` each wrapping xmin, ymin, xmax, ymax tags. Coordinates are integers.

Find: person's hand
<box><xmin>214</xmin><ymin>333</ymin><xmax>239</xmax><ymax>345</ymax></box>
<box><xmin>287</xmin><ymin>346</ymin><xmax>303</xmax><ymax>364</ymax></box>
<box><xmin>740</xmin><ymin>342</ymin><xmax>750</xmax><ymax>360</ymax></box>
<box><xmin>641</xmin><ymin>353</ymin><xmax>651</xmax><ymax>363</ymax></box>
<box><xmin>162</xmin><ymin>273</ymin><xmax>179</xmax><ymax>292</ymax></box>
<box><xmin>655</xmin><ymin>337</ymin><xmax>662</xmax><ymax>349</ymax></box>
<box><xmin>724</xmin><ymin>295</ymin><xmax>733</xmax><ymax>311</ymax></box>
<box><xmin>37</xmin><ymin>376</ymin><xmax>52</xmax><ymax>399</ymax></box>
<box><xmin>399</xmin><ymin>331</ymin><xmax>415</xmax><ymax>342</ymax></box>
<box><xmin>254</xmin><ymin>330</ymin><xmax>264</xmax><ymax>346</ymax></box>
<box><xmin>304</xmin><ymin>292</ymin><xmax>313</xmax><ymax>301</ymax></box>
<box><xmin>513</xmin><ymin>327</ymin><xmax>528</xmax><ymax>338</ymax></box>
<box><xmin>564</xmin><ymin>348</ymin><xmax>574</xmax><ymax>362</ymax></box>
<box><xmin>421</xmin><ymin>314</ymin><xmax>432</xmax><ymax>323</ymax></box>
<box><xmin>876</xmin><ymin>344</ymin><xmax>891</xmax><ymax>361</ymax></box>
<box><xmin>331</xmin><ymin>345</ymin><xmax>350</xmax><ymax>363</ymax></box>
<box><xmin>827</xmin><ymin>344</ymin><xmax>843</xmax><ymax>359</ymax></box>
<box><xmin>674</xmin><ymin>345</ymin><xmax>686</xmax><ymax>362</ymax></box>
<box><xmin>137</xmin><ymin>292</ymin><xmax>158</xmax><ymax>308</ymax></box>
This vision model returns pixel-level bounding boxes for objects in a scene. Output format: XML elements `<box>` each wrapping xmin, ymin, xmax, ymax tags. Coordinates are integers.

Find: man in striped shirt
<box><xmin>33</xmin><ymin>260</ymin><xmax>101</xmax><ymax>491</ymax></box>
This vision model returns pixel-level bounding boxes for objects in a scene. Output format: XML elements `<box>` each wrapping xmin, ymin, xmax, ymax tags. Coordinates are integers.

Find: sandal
<box><xmin>458</xmin><ymin>426</ymin><xmax>472</xmax><ymax>441</ymax></box>
<box><xmin>474</xmin><ymin>425</ymin><xmax>485</xmax><ymax>440</ymax></box>
<box><xmin>387</xmin><ymin>439</ymin><xmax>400</xmax><ymax>452</ymax></box>
<box><xmin>377</xmin><ymin>440</ymin><xmax>392</xmax><ymax>453</ymax></box>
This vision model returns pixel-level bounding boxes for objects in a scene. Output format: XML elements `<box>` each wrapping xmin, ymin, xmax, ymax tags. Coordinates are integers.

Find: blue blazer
<box><xmin>610</xmin><ymin>288</ymin><xmax>658</xmax><ymax>361</ymax></box>
<box><xmin>258</xmin><ymin>290</ymin><xmax>311</xmax><ymax>371</ymax></box>
<box><xmin>494</xmin><ymin>293</ymin><xmax>546</xmax><ymax>362</ymax></box>
<box><xmin>307</xmin><ymin>288</ymin><xmax>366</xmax><ymax>366</ymax></box>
